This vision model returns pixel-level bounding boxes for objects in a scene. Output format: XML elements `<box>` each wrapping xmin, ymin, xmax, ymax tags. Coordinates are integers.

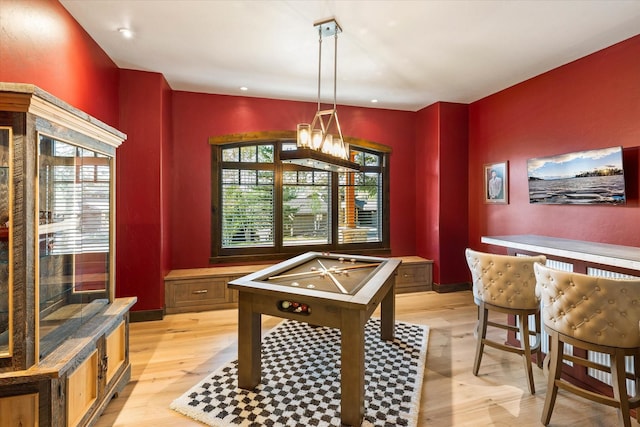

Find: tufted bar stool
<box><xmin>534</xmin><ymin>263</ymin><xmax>640</xmax><ymax>427</ymax></box>
<box><xmin>465</xmin><ymin>248</ymin><xmax>547</xmax><ymax>394</ymax></box>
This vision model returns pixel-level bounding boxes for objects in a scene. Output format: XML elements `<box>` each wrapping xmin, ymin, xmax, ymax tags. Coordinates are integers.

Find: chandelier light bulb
<box><xmin>297</xmin><ymin>123</ymin><xmax>310</xmax><ymax>147</ymax></box>
<box><xmin>322</xmin><ymin>134</ymin><xmax>333</xmax><ymax>154</ymax></box>
<box><xmin>311</xmin><ymin>129</ymin><xmax>323</xmax><ymax>150</ymax></box>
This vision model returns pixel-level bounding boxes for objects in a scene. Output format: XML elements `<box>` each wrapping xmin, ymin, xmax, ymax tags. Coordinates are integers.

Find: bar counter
<box><xmin>481</xmin><ymin>234</ymin><xmax>640</xmax><ymax>276</ymax></box>
<box><xmin>481</xmin><ymin>234</ymin><xmax>639</xmax><ymax>401</ymax></box>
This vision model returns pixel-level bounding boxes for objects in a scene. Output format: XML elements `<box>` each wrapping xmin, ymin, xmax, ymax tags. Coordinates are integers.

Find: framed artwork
<box><xmin>527</xmin><ymin>146</ymin><xmax>626</xmax><ymax>205</ymax></box>
<box><xmin>484</xmin><ymin>161</ymin><xmax>508</xmax><ymax>204</ymax></box>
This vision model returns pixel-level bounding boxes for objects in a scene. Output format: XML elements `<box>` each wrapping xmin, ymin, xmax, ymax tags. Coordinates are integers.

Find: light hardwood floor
<box><xmin>95</xmin><ymin>291</ymin><xmax>623</xmax><ymax>426</ymax></box>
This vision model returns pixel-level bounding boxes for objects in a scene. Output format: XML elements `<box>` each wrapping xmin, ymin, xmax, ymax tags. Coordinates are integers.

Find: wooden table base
<box><xmin>236</xmin><ymin>278</ymin><xmax>395</xmax><ymax>426</ymax></box>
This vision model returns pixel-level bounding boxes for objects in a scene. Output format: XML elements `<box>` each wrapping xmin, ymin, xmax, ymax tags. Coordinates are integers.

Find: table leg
<box><xmin>380</xmin><ymin>279</ymin><xmax>395</xmax><ymax>341</ymax></box>
<box><xmin>340</xmin><ymin>309</ymin><xmax>366</xmax><ymax>426</ymax></box>
<box><xmin>237</xmin><ymin>292</ymin><xmax>261</xmax><ymax>389</ymax></box>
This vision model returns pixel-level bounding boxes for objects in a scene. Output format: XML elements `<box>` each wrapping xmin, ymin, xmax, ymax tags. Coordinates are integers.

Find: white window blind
<box><xmin>283</xmin><ymin>170</ymin><xmax>330</xmax><ymax>246</ymax></box>
<box><xmin>221</xmin><ymin>144</ymin><xmax>275</xmax><ymax>248</ymax></box>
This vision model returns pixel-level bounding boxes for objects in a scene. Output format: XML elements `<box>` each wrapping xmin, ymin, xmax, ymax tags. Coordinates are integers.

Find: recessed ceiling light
<box><xmin>118</xmin><ymin>27</ymin><xmax>134</xmax><ymax>39</ymax></box>
<box><xmin>240</xmin><ymin>86</ymin><xmax>248</xmax><ymax>91</ymax></box>
<box><xmin>371</xmin><ymin>99</ymin><xmax>378</xmax><ymax>104</ymax></box>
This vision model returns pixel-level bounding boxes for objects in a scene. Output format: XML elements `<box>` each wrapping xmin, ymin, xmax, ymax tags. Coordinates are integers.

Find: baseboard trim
<box><xmin>130</xmin><ymin>309</ymin><xmax>164</xmax><ymax>322</ymax></box>
<box><xmin>433</xmin><ymin>282</ymin><xmax>471</xmax><ymax>293</ymax></box>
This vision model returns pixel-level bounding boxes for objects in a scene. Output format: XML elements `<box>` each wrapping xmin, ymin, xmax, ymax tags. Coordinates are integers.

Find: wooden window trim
<box><xmin>209</xmin><ymin>132</ymin><xmax>391</xmax><ymax>264</ymax></box>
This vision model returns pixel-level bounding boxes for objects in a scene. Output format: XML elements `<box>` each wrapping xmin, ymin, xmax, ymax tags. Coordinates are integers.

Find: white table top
<box><xmin>481</xmin><ymin>234</ymin><xmax>640</xmax><ymax>271</ymax></box>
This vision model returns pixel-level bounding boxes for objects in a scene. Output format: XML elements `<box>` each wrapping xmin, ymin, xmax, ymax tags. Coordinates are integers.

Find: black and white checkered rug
<box><xmin>170</xmin><ymin>318</ymin><xmax>429</xmax><ymax>427</ymax></box>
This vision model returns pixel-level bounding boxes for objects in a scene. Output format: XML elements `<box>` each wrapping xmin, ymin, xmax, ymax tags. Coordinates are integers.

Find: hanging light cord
<box><xmin>317</xmin><ymin>26</ymin><xmax>322</xmax><ymax>112</ymax></box>
<box><xmin>333</xmin><ymin>27</ymin><xmax>338</xmax><ymax>110</ymax></box>
<box><xmin>315</xmin><ymin>24</ymin><xmax>339</xmax><ymax>111</ymax></box>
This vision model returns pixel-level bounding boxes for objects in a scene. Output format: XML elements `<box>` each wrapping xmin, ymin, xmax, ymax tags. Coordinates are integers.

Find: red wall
<box><xmin>160</xmin><ymin>75</ymin><xmax>173</xmax><ymax>287</ymax></box>
<box><xmin>468</xmin><ymin>35</ymin><xmax>640</xmax><ymax>254</ymax></box>
<box><xmin>415</xmin><ymin>104</ymin><xmax>440</xmax><ymax>268</ymax></box>
<box><xmin>0</xmin><ymin>0</ymin><xmax>119</xmax><ymax>127</ymax></box>
<box><xmin>117</xmin><ymin>70</ymin><xmax>170</xmax><ymax>311</ymax></box>
<box><xmin>437</xmin><ymin>103</ymin><xmax>469</xmax><ymax>285</ymax></box>
<box><xmin>170</xmin><ymin>91</ymin><xmax>417</xmax><ymax>269</ymax></box>
<box><xmin>415</xmin><ymin>103</ymin><xmax>469</xmax><ymax>286</ymax></box>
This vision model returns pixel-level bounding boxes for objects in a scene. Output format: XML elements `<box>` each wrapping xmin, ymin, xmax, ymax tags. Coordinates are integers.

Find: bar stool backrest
<box><xmin>534</xmin><ymin>263</ymin><xmax>640</xmax><ymax>348</ymax></box>
<box><xmin>466</xmin><ymin>249</ymin><xmax>546</xmax><ymax>310</ymax></box>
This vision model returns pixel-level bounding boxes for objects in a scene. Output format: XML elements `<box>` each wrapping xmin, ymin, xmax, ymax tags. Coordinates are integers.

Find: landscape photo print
<box><xmin>527</xmin><ymin>146</ymin><xmax>626</xmax><ymax>205</ymax></box>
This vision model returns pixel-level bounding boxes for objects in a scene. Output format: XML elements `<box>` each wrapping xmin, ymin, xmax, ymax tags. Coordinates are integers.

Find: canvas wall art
<box><xmin>527</xmin><ymin>146</ymin><xmax>626</xmax><ymax>205</ymax></box>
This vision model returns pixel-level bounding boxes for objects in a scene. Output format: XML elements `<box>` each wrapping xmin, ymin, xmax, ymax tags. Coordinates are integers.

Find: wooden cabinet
<box><xmin>0</xmin><ymin>298</ymin><xmax>134</xmax><ymax>427</ymax></box>
<box><xmin>0</xmin><ymin>83</ymin><xmax>135</xmax><ymax>426</ymax></box>
<box><xmin>394</xmin><ymin>256</ymin><xmax>433</xmax><ymax>293</ymax></box>
<box><xmin>165</xmin><ymin>265</ymin><xmax>267</xmax><ymax>313</ymax></box>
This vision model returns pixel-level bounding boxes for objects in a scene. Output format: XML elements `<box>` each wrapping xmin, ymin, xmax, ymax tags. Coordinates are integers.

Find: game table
<box><xmin>227</xmin><ymin>251</ymin><xmax>401</xmax><ymax>426</ymax></box>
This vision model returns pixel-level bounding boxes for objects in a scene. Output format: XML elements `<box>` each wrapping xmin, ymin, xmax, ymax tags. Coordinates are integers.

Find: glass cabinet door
<box><xmin>0</xmin><ymin>127</ymin><xmax>12</xmax><ymax>357</ymax></box>
<box><xmin>38</xmin><ymin>135</ymin><xmax>113</xmax><ymax>359</ymax></box>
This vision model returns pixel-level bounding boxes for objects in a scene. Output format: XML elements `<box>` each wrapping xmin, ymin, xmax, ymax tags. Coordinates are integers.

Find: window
<box><xmin>338</xmin><ymin>150</ymin><xmax>383</xmax><ymax>244</ymax></box>
<box><xmin>211</xmin><ymin>135</ymin><xmax>389</xmax><ymax>262</ymax></box>
<box><xmin>220</xmin><ymin>144</ymin><xmax>275</xmax><ymax>248</ymax></box>
<box><xmin>283</xmin><ymin>169</ymin><xmax>330</xmax><ymax>246</ymax></box>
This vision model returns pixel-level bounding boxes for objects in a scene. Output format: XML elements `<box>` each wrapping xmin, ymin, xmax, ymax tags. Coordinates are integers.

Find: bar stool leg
<box><xmin>518</xmin><ymin>313</ymin><xmax>535</xmax><ymax>394</ymax></box>
<box><xmin>635</xmin><ymin>350</ymin><xmax>640</xmax><ymax>423</ymax></box>
<box><xmin>541</xmin><ymin>332</ymin><xmax>562</xmax><ymax>426</ymax></box>
<box><xmin>611</xmin><ymin>349</ymin><xmax>632</xmax><ymax>427</ymax></box>
<box><xmin>534</xmin><ymin>311</ymin><xmax>543</xmax><ymax>369</ymax></box>
<box><xmin>473</xmin><ymin>303</ymin><xmax>488</xmax><ymax>376</ymax></box>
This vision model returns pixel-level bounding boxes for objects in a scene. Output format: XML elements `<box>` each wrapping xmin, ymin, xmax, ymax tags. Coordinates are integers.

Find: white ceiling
<box><xmin>59</xmin><ymin>0</ymin><xmax>640</xmax><ymax>112</ymax></box>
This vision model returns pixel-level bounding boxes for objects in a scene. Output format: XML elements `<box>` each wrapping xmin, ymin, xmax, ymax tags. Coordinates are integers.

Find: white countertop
<box><xmin>481</xmin><ymin>234</ymin><xmax>640</xmax><ymax>271</ymax></box>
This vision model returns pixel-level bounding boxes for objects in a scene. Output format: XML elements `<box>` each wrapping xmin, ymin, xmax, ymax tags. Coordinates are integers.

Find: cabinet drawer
<box><xmin>397</xmin><ymin>265</ymin><xmax>428</xmax><ymax>284</ymax></box>
<box><xmin>394</xmin><ymin>257</ymin><xmax>433</xmax><ymax>293</ymax></box>
<box><xmin>169</xmin><ymin>278</ymin><xmax>230</xmax><ymax>308</ymax></box>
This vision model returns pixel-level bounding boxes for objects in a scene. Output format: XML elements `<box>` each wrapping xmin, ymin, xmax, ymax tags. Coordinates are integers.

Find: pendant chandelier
<box><xmin>280</xmin><ymin>18</ymin><xmax>361</xmax><ymax>173</ymax></box>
